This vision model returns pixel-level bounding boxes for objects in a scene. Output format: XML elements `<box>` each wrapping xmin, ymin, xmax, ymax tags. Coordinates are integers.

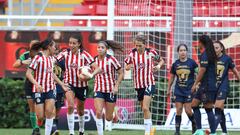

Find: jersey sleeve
<box><xmin>56</xmin><ymin>49</ymin><xmax>68</xmax><ymax>61</ymax></box>
<box><xmin>19</xmin><ymin>52</ymin><xmax>28</xmax><ymax>61</ymax></box>
<box><xmin>83</xmin><ymin>51</ymin><xmax>94</xmax><ymax>65</ymax></box>
<box><xmin>29</xmin><ymin>55</ymin><xmax>41</xmax><ymax>70</ymax></box>
<box><xmin>111</xmin><ymin>56</ymin><xmax>121</xmax><ymax>70</ymax></box>
<box><xmin>150</xmin><ymin>49</ymin><xmax>161</xmax><ymax>61</ymax></box>
<box><xmin>200</xmin><ymin>53</ymin><xmax>208</xmax><ymax>68</ymax></box>
<box><xmin>124</xmin><ymin>51</ymin><xmax>133</xmax><ymax>64</ymax></box>
<box><xmin>228</xmin><ymin>56</ymin><xmax>235</xmax><ymax>69</ymax></box>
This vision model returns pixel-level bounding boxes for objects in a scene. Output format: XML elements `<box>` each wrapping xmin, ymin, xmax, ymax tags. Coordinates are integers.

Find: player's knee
<box><xmin>142</xmin><ymin>106</ymin><xmax>150</xmax><ymax>113</ymax></box>
<box><xmin>106</xmin><ymin>115</ymin><xmax>113</xmax><ymax>121</ymax></box>
<box><xmin>96</xmin><ymin>110</ymin><xmax>103</xmax><ymax>118</ymax></box>
<box><xmin>77</xmin><ymin>109</ymin><xmax>84</xmax><ymax>116</ymax></box>
<box><xmin>68</xmin><ymin>104</ymin><xmax>74</xmax><ymax>113</ymax></box>
<box><xmin>185</xmin><ymin>109</ymin><xmax>192</xmax><ymax>116</ymax></box>
<box><xmin>176</xmin><ymin>109</ymin><xmax>183</xmax><ymax>115</ymax></box>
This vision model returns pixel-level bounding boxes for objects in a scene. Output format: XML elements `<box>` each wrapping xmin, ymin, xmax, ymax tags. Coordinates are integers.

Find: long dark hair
<box><xmin>214</xmin><ymin>40</ymin><xmax>226</xmax><ymax>55</ymax></box>
<box><xmin>70</xmin><ymin>34</ymin><xmax>83</xmax><ymax>50</ymax></box>
<box><xmin>99</xmin><ymin>40</ymin><xmax>123</xmax><ymax>53</ymax></box>
<box><xmin>134</xmin><ymin>35</ymin><xmax>147</xmax><ymax>44</ymax></box>
<box><xmin>41</xmin><ymin>38</ymin><xmax>55</xmax><ymax>50</ymax></box>
<box><xmin>199</xmin><ymin>35</ymin><xmax>217</xmax><ymax>63</ymax></box>
<box><xmin>29</xmin><ymin>41</ymin><xmax>42</xmax><ymax>58</ymax></box>
<box><xmin>177</xmin><ymin>44</ymin><xmax>188</xmax><ymax>52</ymax></box>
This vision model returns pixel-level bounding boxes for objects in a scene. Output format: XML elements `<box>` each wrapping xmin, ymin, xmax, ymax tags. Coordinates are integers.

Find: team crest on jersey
<box><xmin>70</xmin><ymin>63</ymin><xmax>78</xmax><ymax>69</ymax></box>
<box><xmin>47</xmin><ymin>67</ymin><xmax>52</xmax><ymax>73</ymax></box>
<box><xmin>139</xmin><ymin>63</ymin><xmax>145</xmax><ymax>69</ymax></box>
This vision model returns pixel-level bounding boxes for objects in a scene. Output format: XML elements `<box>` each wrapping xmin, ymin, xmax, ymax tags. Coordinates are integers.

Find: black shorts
<box><xmin>216</xmin><ymin>90</ymin><xmax>227</xmax><ymax>100</ymax></box>
<box><xmin>33</xmin><ymin>90</ymin><xmax>56</xmax><ymax>104</ymax></box>
<box><xmin>193</xmin><ymin>87</ymin><xmax>217</xmax><ymax>103</ymax></box>
<box><xmin>24</xmin><ymin>79</ymin><xmax>33</xmax><ymax>99</ymax></box>
<box><xmin>69</xmin><ymin>84</ymin><xmax>88</xmax><ymax>101</ymax></box>
<box><xmin>55</xmin><ymin>92</ymin><xmax>65</xmax><ymax>109</ymax></box>
<box><xmin>135</xmin><ymin>85</ymin><xmax>155</xmax><ymax>101</ymax></box>
<box><xmin>94</xmin><ymin>91</ymin><xmax>117</xmax><ymax>103</ymax></box>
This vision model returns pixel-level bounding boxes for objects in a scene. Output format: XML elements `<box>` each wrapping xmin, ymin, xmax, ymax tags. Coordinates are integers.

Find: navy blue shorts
<box><xmin>24</xmin><ymin>79</ymin><xmax>33</xmax><ymax>99</ymax></box>
<box><xmin>69</xmin><ymin>84</ymin><xmax>88</xmax><ymax>101</ymax></box>
<box><xmin>193</xmin><ymin>88</ymin><xmax>217</xmax><ymax>103</ymax></box>
<box><xmin>33</xmin><ymin>90</ymin><xmax>56</xmax><ymax>104</ymax></box>
<box><xmin>55</xmin><ymin>92</ymin><xmax>65</xmax><ymax>109</ymax></box>
<box><xmin>216</xmin><ymin>90</ymin><xmax>227</xmax><ymax>100</ymax></box>
<box><xmin>174</xmin><ymin>95</ymin><xmax>192</xmax><ymax>103</ymax></box>
<box><xmin>94</xmin><ymin>91</ymin><xmax>117</xmax><ymax>103</ymax></box>
<box><xmin>135</xmin><ymin>85</ymin><xmax>156</xmax><ymax>101</ymax></box>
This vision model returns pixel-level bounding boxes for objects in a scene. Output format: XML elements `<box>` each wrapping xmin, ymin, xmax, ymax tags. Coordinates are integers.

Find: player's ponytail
<box><xmin>29</xmin><ymin>41</ymin><xmax>42</xmax><ymax>58</ymax></box>
<box><xmin>199</xmin><ymin>35</ymin><xmax>217</xmax><ymax>64</ymax></box>
<box><xmin>99</xmin><ymin>40</ymin><xmax>123</xmax><ymax>53</ymax></box>
<box><xmin>40</xmin><ymin>38</ymin><xmax>55</xmax><ymax>50</ymax></box>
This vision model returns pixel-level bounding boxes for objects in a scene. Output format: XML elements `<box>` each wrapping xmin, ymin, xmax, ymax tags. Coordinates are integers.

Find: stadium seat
<box><xmin>222</xmin><ymin>21</ymin><xmax>238</xmax><ymax>27</ymax></box>
<box><xmin>209</xmin><ymin>21</ymin><xmax>222</xmax><ymax>27</ymax></box>
<box><xmin>209</xmin><ymin>4</ymin><xmax>230</xmax><ymax>16</ymax></box>
<box><xmin>82</xmin><ymin>0</ymin><xmax>102</xmax><ymax>5</ymax></box>
<box><xmin>64</xmin><ymin>20</ymin><xmax>87</xmax><ymax>26</ymax></box>
<box><xmin>192</xmin><ymin>21</ymin><xmax>205</xmax><ymax>27</ymax></box>
<box><xmin>72</xmin><ymin>5</ymin><xmax>96</xmax><ymax>15</ymax></box>
<box><xmin>193</xmin><ymin>4</ymin><xmax>209</xmax><ymax>16</ymax></box>
<box><xmin>91</xmin><ymin>20</ymin><xmax>107</xmax><ymax>26</ymax></box>
<box><xmin>115</xmin><ymin>4</ymin><xmax>148</xmax><ymax>16</ymax></box>
<box><xmin>150</xmin><ymin>5</ymin><xmax>162</xmax><ymax>16</ymax></box>
<box><xmin>114</xmin><ymin>20</ymin><xmax>129</xmax><ymax>27</ymax></box>
<box><xmin>95</xmin><ymin>5</ymin><xmax>107</xmax><ymax>15</ymax></box>
<box><xmin>231</xmin><ymin>6</ymin><xmax>240</xmax><ymax>16</ymax></box>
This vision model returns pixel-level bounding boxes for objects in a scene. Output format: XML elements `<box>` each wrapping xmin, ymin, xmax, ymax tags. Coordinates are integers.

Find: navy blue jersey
<box><xmin>171</xmin><ymin>58</ymin><xmax>198</xmax><ymax>96</ymax></box>
<box><xmin>216</xmin><ymin>54</ymin><xmax>235</xmax><ymax>92</ymax></box>
<box><xmin>55</xmin><ymin>59</ymin><xmax>65</xmax><ymax>93</ymax></box>
<box><xmin>199</xmin><ymin>51</ymin><xmax>217</xmax><ymax>91</ymax></box>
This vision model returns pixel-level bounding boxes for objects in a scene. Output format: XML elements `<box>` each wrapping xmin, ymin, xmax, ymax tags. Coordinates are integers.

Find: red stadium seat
<box><xmin>91</xmin><ymin>20</ymin><xmax>107</xmax><ymax>26</ymax></box>
<box><xmin>150</xmin><ymin>5</ymin><xmax>162</xmax><ymax>16</ymax></box>
<box><xmin>209</xmin><ymin>4</ymin><xmax>230</xmax><ymax>16</ymax></box>
<box><xmin>73</xmin><ymin>5</ymin><xmax>96</xmax><ymax>16</ymax></box>
<box><xmin>192</xmin><ymin>21</ymin><xmax>205</xmax><ymax>27</ymax></box>
<box><xmin>115</xmin><ymin>4</ymin><xmax>148</xmax><ymax>16</ymax></box>
<box><xmin>64</xmin><ymin>20</ymin><xmax>87</xmax><ymax>26</ymax></box>
<box><xmin>231</xmin><ymin>6</ymin><xmax>240</xmax><ymax>16</ymax></box>
<box><xmin>222</xmin><ymin>21</ymin><xmax>238</xmax><ymax>27</ymax></box>
<box><xmin>209</xmin><ymin>21</ymin><xmax>222</xmax><ymax>27</ymax></box>
<box><xmin>114</xmin><ymin>20</ymin><xmax>129</xmax><ymax>27</ymax></box>
<box><xmin>95</xmin><ymin>5</ymin><xmax>107</xmax><ymax>15</ymax></box>
<box><xmin>193</xmin><ymin>4</ymin><xmax>209</xmax><ymax>16</ymax></box>
<box><xmin>82</xmin><ymin>0</ymin><xmax>105</xmax><ymax>5</ymax></box>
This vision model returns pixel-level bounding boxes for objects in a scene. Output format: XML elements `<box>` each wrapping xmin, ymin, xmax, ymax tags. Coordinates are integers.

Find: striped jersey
<box><xmin>94</xmin><ymin>54</ymin><xmax>121</xmax><ymax>93</ymax></box>
<box><xmin>57</xmin><ymin>49</ymin><xmax>94</xmax><ymax>87</ymax></box>
<box><xmin>124</xmin><ymin>48</ymin><xmax>160</xmax><ymax>89</ymax></box>
<box><xmin>29</xmin><ymin>53</ymin><xmax>55</xmax><ymax>92</ymax></box>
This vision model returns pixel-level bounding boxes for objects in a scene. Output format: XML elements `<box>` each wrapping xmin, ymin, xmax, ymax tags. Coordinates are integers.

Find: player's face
<box><xmin>69</xmin><ymin>37</ymin><xmax>80</xmax><ymax>51</ymax></box>
<box><xmin>198</xmin><ymin>41</ymin><xmax>204</xmax><ymax>50</ymax></box>
<box><xmin>49</xmin><ymin>42</ymin><xmax>56</xmax><ymax>56</ymax></box>
<box><xmin>97</xmin><ymin>42</ymin><xmax>107</xmax><ymax>56</ymax></box>
<box><xmin>178</xmin><ymin>46</ymin><xmax>187</xmax><ymax>59</ymax></box>
<box><xmin>214</xmin><ymin>43</ymin><xmax>222</xmax><ymax>56</ymax></box>
<box><xmin>134</xmin><ymin>40</ymin><xmax>145</xmax><ymax>52</ymax></box>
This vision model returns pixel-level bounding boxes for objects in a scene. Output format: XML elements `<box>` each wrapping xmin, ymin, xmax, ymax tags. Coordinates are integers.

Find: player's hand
<box><xmin>153</xmin><ymin>64</ymin><xmax>161</xmax><ymax>72</ymax></box>
<box><xmin>61</xmin><ymin>83</ymin><xmax>70</xmax><ymax>92</ymax></box>
<box><xmin>113</xmin><ymin>85</ymin><xmax>119</xmax><ymax>95</ymax></box>
<box><xmin>23</xmin><ymin>59</ymin><xmax>31</xmax><ymax>65</ymax></box>
<box><xmin>125</xmin><ymin>64</ymin><xmax>132</xmax><ymax>71</ymax></box>
<box><xmin>36</xmin><ymin>84</ymin><xmax>43</xmax><ymax>93</ymax></box>
<box><xmin>167</xmin><ymin>88</ymin><xmax>171</xmax><ymax>96</ymax></box>
<box><xmin>191</xmin><ymin>84</ymin><xmax>197</xmax><ymax>93</ymax></box>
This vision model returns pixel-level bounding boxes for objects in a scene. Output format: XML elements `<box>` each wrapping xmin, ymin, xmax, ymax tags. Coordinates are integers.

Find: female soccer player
<box><xmin>56</xmin><ymin>35</ymin><xmax>101</xmax><ymax>135</ymax></box>
<box><xmin>26</xmin><ymin>39</ymin><xmax>69</xmax><ymax>135</ymax></box>
<box><xmin>213</xmin><ymin>41</ymin><xmax>240</xmax><ymax>135</ymax></box>
<box><xmin>191</xmin><ymin>35</ymin><xmax>218</xmax><ymax>135</ymax></box>
<box><xmin>124</xmin><ymin>35</ymin><xmax>164</xmax><ymax>135</ymax></box>
<box><xmin>93</xmin><ymin>40</ymin><xmax>123</xmax><ymax>135</ymax></box>
<box><xmin>167</xmin><ymin>44</ymin><xmax>197</xmax><ymax>135</ymax></box>
<box><xmin>13</xmin><ymin>40</ymin><xmax>41</xmax><ymax>135</ymax></box>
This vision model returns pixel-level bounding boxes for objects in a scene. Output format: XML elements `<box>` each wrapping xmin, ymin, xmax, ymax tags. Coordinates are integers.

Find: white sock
<box><xmin>96</xmin><ymin>118</ymin><xmax>104</xmax><ymax>135</ymax></box>
<box><xmin>45</xmin><ymin>118</ymin><xmax>53</xmax><ymax>135</ymax></box>
<box><xmin>67</xmin><ymin>113</ymin><xmax>75</xmax><ymax>134</ymax></box>
<box><xmin>79</xmin><ymin>115</ymin><xmax>85</xmax><ymax>132</ymax></box>
<box><xmin>144</xmin><ymin>119</ymin><xmax>152</xmax><ymax>135</ymax></box>
<box><xmin>105</xmin><ymin>120</ymin><xmax>112</xmax><ymax>131</ymax></box>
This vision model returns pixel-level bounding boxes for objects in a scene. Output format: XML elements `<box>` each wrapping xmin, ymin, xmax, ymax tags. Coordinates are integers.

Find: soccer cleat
<box><xmin>79</xmin><ymin>132</ymin><xmax>84</xmax><ymax>135</ymax></box>
<box><xmin>193</xmin><ymin>129</ymin><xmax>204</xmax><ymax>135</ymax></box>
<box><xmin>51</xmin><ymin>125</ymin><xmax>57</xmax><ymax>135</ymax></box>
<box><xmin>174</xmin><ymin>132</ymin><xmax>180</xmax><ymax>135</ymax></box>
<box><xmin>205</xmin><ymin>129</ymin><xmax>210</xmax><ymax>135</ymax></box>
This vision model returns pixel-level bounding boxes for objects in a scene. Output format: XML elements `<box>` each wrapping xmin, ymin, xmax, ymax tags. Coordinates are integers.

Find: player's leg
<box><xmin>175</xmin><ymin>100</ymin><xmax>183</xmax><ymax>135</ymax></box>
<box><xmin>45</xmin><ymin>92</ymin><xmax>55</xmax><ymax>135</ymax></box>
<box><xmin>105</xmin><ymin>93</ymin><xmax>117</xmax><ymax>131</ymax></box>
<box><xmin>191</xmin><ymin>98</ymin><xmax>203</xmax><ymax>135</ymax></box>
<box><xmin>33</xmin><ymin>92</ymin><xmax>45</xmax><ymax>135</ymax></box>
<box><xmin>94</xmin><ymin>92</ymin><xmax>105</xmax><ymax>135</ymax></box>
<box><xmin>65</xmin><ymin>86</ymin><xmax>75</xmax><ymax>135</ymax></box>
<box><xmin>220</xmin><ymin>109</ymin><xmax>227</xmax><ymax>134</ymax></box>
<box><xmin>75</xmin><ymin>87</ymin><xmax>88</xmax><ymax>135</ymax></box>
<box><xmin>184</xmin><ymin>102</ymin><xmax>196</xmax><ymax>134</ymax></box>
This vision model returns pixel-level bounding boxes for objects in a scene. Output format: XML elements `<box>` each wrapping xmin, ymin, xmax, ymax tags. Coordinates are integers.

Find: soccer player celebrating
<box><xmin>167</xmin><ymin>44</ymin><xmax>197</xmax><ymax>135</ymax></box>
<box><xmin>56</xmin><ymin>35</ymin><xmax>101</xmax><ymax>135</ymax></box>
<box><xmin>93</xmin><ymin>40</ymin><xmax>123</xmax><ymax>135</ymax></box>
<box><xmin>26</xmin><ymin>39</ymin><xmax>69</xmax><ymax>135</ymax></box>
<box><xmin>213</xmin><ymin>41</ymin><xmax>240</xmax><ymax>135</ymax></box>
<box><xmin>124</xmin><ymin>35</ymin><xmax>164</xmax><ymax>135</ymax></box>
<box><xmin>13</xmin><ymin>40</ymin><xmax>41</xmax><ymax>135</ymax></box>
<box><xmin>191</xmin><ymin>35</ymin><xmax>218</xmax><ymax>135</ymax></box>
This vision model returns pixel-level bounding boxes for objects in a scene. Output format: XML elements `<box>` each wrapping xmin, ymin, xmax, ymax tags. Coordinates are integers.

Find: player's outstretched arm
<box><xmin>231</xmin><ymin>67</ymin><xmax>240</xmax><ymax>81</ymax></box>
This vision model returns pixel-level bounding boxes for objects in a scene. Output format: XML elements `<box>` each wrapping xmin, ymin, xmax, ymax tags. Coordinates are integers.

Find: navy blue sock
<box><xmin>175</xmin><ymin>115</ymin><xmax>181</xmax><ymax>132</ymax></box>
<box><xmin>214</xmin><ymin>108</ymin><xmax>222</xmax><ymax>130</ymax></box>
<box><xmin>205</xmin><ymin>108</ymin><xmax>216</xmax><ymax>133</ymax></box>
<box><xmin>187</xmin><ymin>114</ymin><xmax>194</xmax><ymax>123</ymax></box>
<box><xmin>192</xmin><ymin>107</ymin><xmax>202</xmax><ymax>129</ymax></box>
<box><xmin>220</xmin><ymin>110</ymin><xmax>227</xmax><ymax>133</ymax></box>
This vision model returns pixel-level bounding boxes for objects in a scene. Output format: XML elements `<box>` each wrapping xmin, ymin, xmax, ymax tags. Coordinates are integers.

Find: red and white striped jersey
<box><xmin>94</xmin><ymin>54</ymin><xmax>121</xmax><ymax>93</ymax></box>
<box><xmin>57</xmin><ymin>49</ymin><xmax>94</xmax><ymax>87</ymax></box>
<box><xmin>124</xmin><ymin>48</ymin><xmax>160</xmax><ymax>89</ymax></box>
<box><xmin>29</xmin><ymin>54</ymin><xmax>56</xmax><ymax>93</ymax></box>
